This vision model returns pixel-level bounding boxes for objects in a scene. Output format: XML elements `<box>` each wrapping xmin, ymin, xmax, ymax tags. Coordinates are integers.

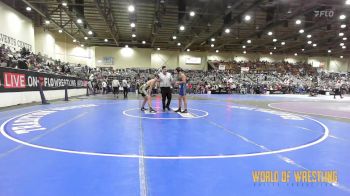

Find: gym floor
<box><xmin>0</xmin><ymin>94</ymin><xmax>349</xmax><ymax>196</ymax></box>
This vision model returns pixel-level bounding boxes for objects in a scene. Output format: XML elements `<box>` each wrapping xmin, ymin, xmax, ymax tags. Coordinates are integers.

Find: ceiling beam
<box><xmin>21</xmin><ymin>0</ymin><xmax>76</xmax><ymax>40</ymax></box>
<box><xmin>217</xmin><ymin>3</ymin><xmax>320</xmax><ymax>50</ymax></box>
<box><xmin>250</xmin><ymin>20</ymin><xmax>327</xmax><ymax>51</ymax></box>
<box><xmin>58</xmin><ymin>2</ymin><xmax>90</xmax><ymax>39</ymax></box>
<box><xmin>184</xmin><ymin>0</ymin><xmax>263</xmax><ymax>51</ymax></box>
<box><xmin>94</xmin><ymin>0</ymin><xmax>119</xmax><ymax>46</ymax></box>
<box><xmin>151</xmin><ymin>0</ymin><xmax>161</xmax><ymax>48</ymax></box>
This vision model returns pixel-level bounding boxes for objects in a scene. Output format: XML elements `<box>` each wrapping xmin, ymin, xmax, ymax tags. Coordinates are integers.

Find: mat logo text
<box><xmin>10</xmin><ymin>104</ymin><xmax>98</xmax><ymax>134</ymax></box>
<box><xmin>252</xmin><ymin>170</ymin><xmax>338</xmax><ymax>183</ymax></box>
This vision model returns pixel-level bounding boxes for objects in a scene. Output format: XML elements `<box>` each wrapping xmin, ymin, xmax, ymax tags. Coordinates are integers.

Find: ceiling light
<box><xmin>132</xmin><ymin>34</ymin><xmax>136</xmax><ymax>37</ymax></box>
<box><xmin>247</xmin><ymin>40</ymin><xmax>251</xmax><ymax>44</ymax></box>
<box><xmin>307</xmin><ymin>34</ymin><xmax>312</xmax><ymax>38</ymax></box>
<box><xmin>342</xmin><ymin>46</ymin><xmax>347</xmax><ymax>49</ymax></box>
<box><xmin>187</xmin><ymin>49</ymin><xmax>190</xmax><ymax>52</ymax></box>
<box><xmin>215</xmin><ymin>50</ymin><xmax>219</xmax><ymax>53</ymax></box>
<box><xmin>273</xmin><ymin>38</ymin><xmax>277</xmax><ymax>42</ymax></box>
<box><xmin>211</xmin><ymin>38</ymin><xmax>215</xmax><ymax>42</ymax></box>
<box><xmin>128</xmin><ymin>5</ymin><xmax>135</xmax><ymax>12</ymax></box>
<box><xmin>294</xmin><ymin>53</ymin><xmax>298</xmax><ymax>56</ymax></box>
<box><xmin>313</xmin><ymin>43</ymin><xmax>317</xmax><ymax>47</ymax></box>
<box><xmin>340</xmin><ymin>43</ymin><xmax>345</xmax><ymax>46</ymax></box>
<box><xmin>125</xmin><ymin>45</ymin><xmax>129</xmax><ymax>48</ymax></box>
<box><xmin>190</xmin><ymin>11</ymin><xmax>195</xmax><ymax>17</ymax></box>
<box><xmin>339</xmin><ymin>14</ymin><xmax>346</xmax><ymax>20</ymax></box>
<box><xmin>299</xmin><ymin>29</ymin><xmax>304</xmax><ymax>33</ymax></box>
<box><xmin>104</xmin><ymin>39</ymin><xmax>108</xmax><ymax>42</ymax></box>
<box><xmin>177</xmin><ymin>42</ymin><xmax>181</xmax><ymax>46</ymax></box>
<box><xmin>273</xmin><ymin>47</ymin><xmax>277</xmax><ymax>50</ymax></box>
<box><xmin>179</xmin><ymin>25</ymin><xmax>185</xmax><ymax>31</ymax></box>
<box><xmin>157</xmin><ymin>47</ymin><xmax>160</xmax><ymax>50</ymax></box>
<box><xmin>26</xmin><ymin>7</ymin><xmax>31</xmax><ymax>11</ymax></box>
<box><xmin>225</xmin><ymin>28</ymin><xmax>230</xmax><ymax>33</ymax></box>
<box><xmin>267</xmin><ymin>31</ymin><xmax>273</xmax><ymax>36</ymax></box>
<box><xmin>88</xmin><ymin>30</ymin><xmax>93</xmax><ymax>35</ymax></box>
<box><xmin>302</xmin><ymin>48</ymin><xmax>305</xmax><ymax>51</ymax></box>
<box><xmin>341</xmin><ymin>24</ymin><xmax>347</xmax><ymax>28</ymax></box>
<box><xmin>62</xmin><ymin>2</ymin><xmax>67</xmax><ymax>6</ymax></box>
<box><xmin>270</xmin><ymin>52</ymin><xmax>273</xmax><ymax>55</ymax></box>
<box><xmin>244</xmin><ymin>15</ymin><xmax>251</xmax><ymax>21</ymax></box>
<box><xmin>243</xmin><ymin>50</ymin><xmax>247</xmax><ymax>54</ymax></box>
<box><xmin>77</xmin><ymin>19</ymin><xmax>82</xmax><ymax>24</ymax></box>
<box><xmin>172</xmin><ymin>35</ymin><xmax>177</xmax><ymax>40</ymax></box>
<box><xmin>307</xmin><ymin>40</ymin><xmax>312</xmax><ymax>44</ymax></box>
<box><xmin>346</xmin><ymin>0</ymin><xmax>350</xmax><ymax>5</ymax></box>
<box><xmin>242</xmin><ymin>45</ymin><xmax>246</xmax><ymax>48</ymax></box>
<box><xmin>45</xmin><ymin>20</ymin><xmax>50</xmax><ymax>24</ymax></box>
<box><xmin>81</xmin><ymin>44</ymin><xmax>84</xmax><ymax>47</ymax></box>
<box><xmin>73</xmin><ymin>39</ymin><xmax>76</xmax><ymax>43</ymax></box>
<box><xmin>295</xmin><ymin>19</ymin><xmax>301</xmax><ymax>25</ymax></box>
<box><xmin>281</xmin><ymin>41</ymin><xmax>285</xmax><ymax>45</ymax></box>
<box><xmin>343</xmin><ymin>37</ymin><xmax>348</xmax><ymax>41</ymax></box>
<box><xmin>58</xmin><ymin>29</ymin><xmax>63</xmax><ymax>33</ymax></box>
<box><xmin>84</xmin><ymin>36</ymin><xmax>88</xmax><ymax>40</ymax></box>
<box><xmin>340</xmin><ymin>56</ymin><xmax>344</xmax><ymax>58</ymax></box>
<box><xmin>142</xmin><ymin>40</ymin><xmax>146</xmax><ymax>44</ymax></box>
<box><xmin>130</xmin><ymin>23</ymin><xmax>135</xmax><ymax>28</ymax></box>
<box><xmin>211</xmin><ymin>44</ymin><xmax>214</xmax><ymax>47</ymax></box>
<box><xmin>339</xmin><ymin>32</ymin><xmax>344</xmax><ymax>37</ymax></box>
<box><xmin>328</xmin><ymin>49</ymin><xmax>332</xmax><ymax>53</ymax></box>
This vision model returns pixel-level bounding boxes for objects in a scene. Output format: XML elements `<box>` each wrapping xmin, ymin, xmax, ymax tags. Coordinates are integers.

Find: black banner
<box><xmin>0</xmin><ymin>67</ymin><xmax>88</xmax><ymax>93</ymax></box>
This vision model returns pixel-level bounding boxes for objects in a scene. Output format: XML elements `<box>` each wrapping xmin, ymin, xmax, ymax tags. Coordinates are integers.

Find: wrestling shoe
<box><xmin>174</xmin><ymin>108</ymin><xmax>181</xmax><ymax>112</ymax></box>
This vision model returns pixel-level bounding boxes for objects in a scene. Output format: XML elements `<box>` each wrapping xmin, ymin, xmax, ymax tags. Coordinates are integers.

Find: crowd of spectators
<box><xmin>1</xmin><ymin>44</ymin><xmax>349</xmax><ymax>96</ymax></box>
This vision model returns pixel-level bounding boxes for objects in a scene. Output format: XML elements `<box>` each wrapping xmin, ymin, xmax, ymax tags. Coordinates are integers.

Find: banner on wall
<box><xmin>0</xmin><ymin>33</ymin><xmax>33</xmax><ymax>51</ymax></box>
<box><xmin>218</xmin><ymin>64</ymin><xmax>225</xmax><ymax>70</ymax></box>
<box><xmin>185</xmin><ymin>57</ymin><xmax>201</xmax><ymax>64</ymax></box>
<box><xmin>0</xmin><ymin>67</ymin><xmax>88</xmax><ymax>93</ymax></box>
<box><xmin>103</xmin><ymin>57</ymin><xmax>114</xmax><ymax>65</ymax></box>
<box><xmin>241</xmin><ymin>67</ymin><xmax>250</xmax><ymax>72</ymax></box>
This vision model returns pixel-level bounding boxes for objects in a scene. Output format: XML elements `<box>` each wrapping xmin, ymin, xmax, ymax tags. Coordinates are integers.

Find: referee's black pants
<box><xmin>161</xmin><ymin>87</ymin><xmax>172</xmax><ymax>109</ymax></box>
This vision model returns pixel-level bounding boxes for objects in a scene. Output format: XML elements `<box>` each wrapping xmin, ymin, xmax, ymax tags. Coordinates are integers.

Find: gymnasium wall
<box><xmin>151</xmin><ymin>50</ymin><xmax>179</xmax><ymax>69</ymax></box>
<box><xmin>55</xmin><ymin>41</ymin><xmax>94</xmax><ymax>67</ymax></box>
<box><xmin>0</xmin><ymin>1</ymin><xmax>35</xmax><ymax>52</ymax></box>
<box><xmin>95</xmin><ymin>46</ymin><xmax>152</xmax><ymax>68</ymax></box>
<box><xmin>34</xmin><ymin>27</ymin><xmax>56</xmax><ymax>58</ymax></box>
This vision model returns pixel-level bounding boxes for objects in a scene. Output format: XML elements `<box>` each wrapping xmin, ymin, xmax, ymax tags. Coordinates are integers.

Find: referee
<box><xmin>159</xmin><ymin>66</ymin><xmax>173</xmax><ymax>111</ymax></box>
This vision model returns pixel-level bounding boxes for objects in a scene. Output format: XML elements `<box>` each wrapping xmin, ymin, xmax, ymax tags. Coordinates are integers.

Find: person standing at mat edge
<box><xmin>112</xmin><ymin>78</ymin><xmax>120</xmax><ymax>98</ymax></box>
<box><xmin>175</xmin><ymin>67</ymin><xmax>188</xmax><ymax>113</ymax></box>
<box><xmin>159</xmin><ymin>66</ymin><xmax>173</xmax><ymax>111</ymax></box>
<box><xmin>334</xmin><ymin>80</ymin><xmax>343</xmax><ymax>99</ymax></box>
<box><xmin>122</xmin><ymin>78</ymin><xmax>128</xmax><ymax>99</ymax></box>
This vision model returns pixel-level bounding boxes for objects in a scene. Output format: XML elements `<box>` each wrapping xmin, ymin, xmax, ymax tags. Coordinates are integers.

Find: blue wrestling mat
<box><xmin>0</xmin><ymin>96</ymin><xmax>349</xmax><ymax>196</ymax></box>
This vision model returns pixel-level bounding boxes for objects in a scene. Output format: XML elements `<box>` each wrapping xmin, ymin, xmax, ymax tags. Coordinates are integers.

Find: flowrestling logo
<box><xmin>314</xmin><ymin>10</ymin><xmax>334</xmax><ymax>18</ymax></box>
<box><xmin>3</xmin><ymin>72</ymin><xmax>26</xmax><ymax>88</ymax></box>
<box><xmin>0</xmin><ymin>67</ymin><xmax>88</xmax><ymax>92</ymax></box>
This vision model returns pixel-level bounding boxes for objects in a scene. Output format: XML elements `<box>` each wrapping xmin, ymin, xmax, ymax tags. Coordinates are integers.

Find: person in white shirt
<box><xmin>158</xmin><ymin>66</ymin><xmax>173</xmax><ymax>111</ymax></box>
<box><xmin>122</xmin><ymin>79</ymin><xmax>128</xmax><ymax>98</ymax></box>
<box><xmin>334</xmin><ymin>80</ymin><xmax>343</xmax><ymax>99</ymax></box>
<box><xmin>102</xmin><ymin>80</ymin><xmax>107</xmax><ymax>94</ymax></box>
<box><xmin>112</xmin><ymin>79</ymin><xmax>120</xmax><ymax>98</ymax></box>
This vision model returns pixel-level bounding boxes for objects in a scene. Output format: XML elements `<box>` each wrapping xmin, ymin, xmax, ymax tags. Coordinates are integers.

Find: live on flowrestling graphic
<box><xmin>252</xmin><ymin>170</ymin><xmax>338</xmax><ymax>185</ymax></box>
